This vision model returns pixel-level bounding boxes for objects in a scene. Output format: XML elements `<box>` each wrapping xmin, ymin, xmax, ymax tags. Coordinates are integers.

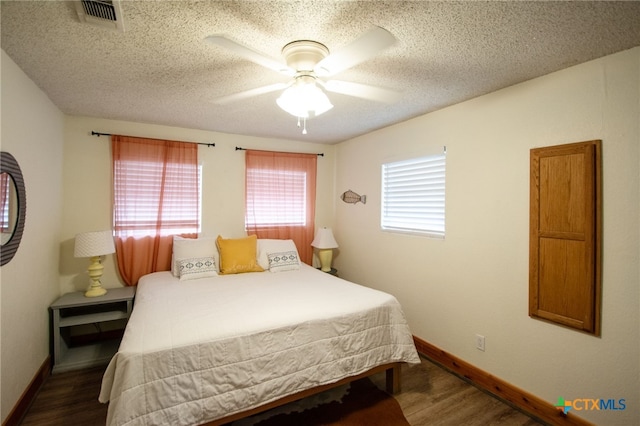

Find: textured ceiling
<box><xmin>2</xmin><ymin>1</ymin><xmax>640</xmax><ymax>144</ymax></box>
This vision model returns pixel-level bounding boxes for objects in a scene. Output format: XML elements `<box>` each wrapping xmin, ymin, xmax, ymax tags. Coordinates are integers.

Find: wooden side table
<box><xmin>50</xmin><ymin>286</ymin><xmax>135</xmax><ymax>373</ymax></box>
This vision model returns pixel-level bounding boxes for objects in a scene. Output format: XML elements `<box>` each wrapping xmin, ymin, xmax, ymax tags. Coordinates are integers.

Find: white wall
<box><xmin>334</xmin><ymin>47</ymin><xmax>639</xmax><ymax>425</ymax></box>
<box><xmin>0</xmin><ymin>50</ymin><xmax>65</xmax><ymax>422</ymax></box>
<box><xmin>59</xmin><ymin>116</ymin><xmax>336</xmax><ymax>293</ymax></box>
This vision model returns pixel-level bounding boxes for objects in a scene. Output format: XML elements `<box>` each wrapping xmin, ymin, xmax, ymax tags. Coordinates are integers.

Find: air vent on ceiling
<box><xmin>75</xmin><ymin>0</ymin><xmax>124</xmax><ymax>32</ymax></box>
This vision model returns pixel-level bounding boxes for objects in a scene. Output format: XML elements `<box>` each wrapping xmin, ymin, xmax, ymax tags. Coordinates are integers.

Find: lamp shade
<box><xmin>311</xmin><ymin>227</ymin><xmax>338</xmax><ymax>249</ymax></box>
<box><xmin>276</xmin><ymin>80</ymin><xmax>334</xmax><ymax>118</ymax></box>
<box><xmin>74</xmin><ymin>230</ymin><xmax>115</xmax><ymax>258</ymax></box>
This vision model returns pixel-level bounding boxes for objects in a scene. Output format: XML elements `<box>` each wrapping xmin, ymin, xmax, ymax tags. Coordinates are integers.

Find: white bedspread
<box><xmin>99</xmin><ymin>265</ymin><xmax>420</xmax><ymax>426</ymax></box>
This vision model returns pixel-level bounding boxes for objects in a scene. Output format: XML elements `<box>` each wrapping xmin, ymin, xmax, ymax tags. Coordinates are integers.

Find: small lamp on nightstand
<box><xmin>311</xmin><ymin>227</ymin><xmax>338</xmax><ymax>272</ymax></box>
<box><xmin>74</xmin><ymin>230</ymin><xmax>116</xmax><ymax>297</ymax></box>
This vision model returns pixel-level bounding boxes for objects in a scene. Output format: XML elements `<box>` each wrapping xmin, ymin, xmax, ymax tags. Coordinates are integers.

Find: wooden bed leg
<box><xmin>385</xmin><ymin>363</ymin><xmax>402</xmax><ymax>394</ymax></box>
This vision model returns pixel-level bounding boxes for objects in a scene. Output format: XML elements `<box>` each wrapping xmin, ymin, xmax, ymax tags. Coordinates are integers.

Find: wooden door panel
<box><xmin>539</xmin><ymin>153</ymin><xmax>587</xmax><ymax>234</ymax></box>
<box><xmin>529</xmin><ymin>140</ymin><xmax>601</xmax><ymax>335</ymax></box>
<box><xmin>537</xmin><ymin>238</ymin><xmax>592</xmax><ymax>329</ymax></box>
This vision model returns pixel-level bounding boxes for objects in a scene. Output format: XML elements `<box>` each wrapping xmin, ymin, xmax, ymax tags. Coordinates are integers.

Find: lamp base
<box><xmin>317</xmin><ymin>248</ymin><xmax>333</xmax><ymax>272</ymax></box>
<box><xmin>85</xmin><ymin>286</ymin><xmax>107</xmax><ymax>298</ymax></box>
<box><xmin>84</xmin><ymin>255</ymin><xmax>108</xmax><ymax>297</ymax></box>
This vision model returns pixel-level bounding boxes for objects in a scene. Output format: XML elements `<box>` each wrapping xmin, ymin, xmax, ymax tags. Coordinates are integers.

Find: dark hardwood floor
<box><xmin>19</xmin><ymin>366</ymin><xmax>108</xmax><ymax>426</ymax></box>
<box><xmin>370</xmin><ymin>357</ymin><xmax>545</xmax><ymax>425</ymax></box>
<box><xmin>19</xmin><ymin>356</ymin><xmax>544</xmax><ymax>425</ymax></box>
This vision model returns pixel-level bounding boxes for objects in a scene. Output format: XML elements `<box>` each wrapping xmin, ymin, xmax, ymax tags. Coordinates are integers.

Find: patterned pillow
<box><xmin>178</xmin><ymin>257</ymin><xmax>218</xmax><ymax>281</ymax></box>
<box><xmin>257</xmin><ymin>239</ymin><xmax>299</xmax><ymax>270</ymax></box>
<box><xmin>267</xmin><ymin>251</ymin><xmax>300</xmax><ymax>273</ymax></box>
<box><xmin>172</xmin><ymin>236</ymin><xmax>218</xmax><ymax>276</ymax></box>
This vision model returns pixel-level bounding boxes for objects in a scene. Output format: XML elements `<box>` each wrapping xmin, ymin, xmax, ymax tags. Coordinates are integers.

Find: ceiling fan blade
<box><xmin>212</xmin><ymin>83</ymin><xmax>288</xmax><ymax>105</ymax></box>
<box><xmin>205</xmin><ymin>35</ymin><xmax>294</xmax><ymax>76</ymax></box>
<box><xmin>322</xmin><ymin>80</ymin><xmax>401</xmax><ymax>103</ymax></box>
<box><xmin>315</xmin><ymin>26</ymin><xmax>396</xmax><ymax>77</ymax></box>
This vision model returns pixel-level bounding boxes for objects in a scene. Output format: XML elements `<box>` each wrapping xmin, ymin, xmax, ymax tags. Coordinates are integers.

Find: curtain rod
<box><xmin>91</xmin><ymin>131</ymin><xmax>215</xmax><ymax>148</ymax></box>
<box><xmin>235</xmin><ymin>147</ymin><xmax>324</xmax><ymax>157</ymax></box>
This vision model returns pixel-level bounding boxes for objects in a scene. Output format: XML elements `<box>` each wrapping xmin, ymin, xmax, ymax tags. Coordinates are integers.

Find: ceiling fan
<box><xmin>205</xmin><ymin>26</ymin><xmax>401</xmax><ymax>134</ymax></box>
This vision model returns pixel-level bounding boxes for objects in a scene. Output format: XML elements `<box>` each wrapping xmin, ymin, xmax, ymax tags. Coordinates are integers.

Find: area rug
<box><xmin>232</xmin><ymin>378</ymin><xmax>410</xmax><ymax>426</ymax></box>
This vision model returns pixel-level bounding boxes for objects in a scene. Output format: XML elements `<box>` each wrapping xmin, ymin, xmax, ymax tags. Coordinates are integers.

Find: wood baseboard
<box><xmin>2</xmin><ymin>356</ymin><xmax>51</xmax><ymax>426</ymax></box>
<box><xmin>413</xmin><ymin>336</ymin><xmax>594</xmax><ymax>426</ymax></box>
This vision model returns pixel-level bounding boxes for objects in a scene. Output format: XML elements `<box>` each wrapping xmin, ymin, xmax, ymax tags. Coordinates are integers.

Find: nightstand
<box><xmin>50</xmin><ymin>286</ymin><xmax>135</xmax><ymax>373</ymax></box>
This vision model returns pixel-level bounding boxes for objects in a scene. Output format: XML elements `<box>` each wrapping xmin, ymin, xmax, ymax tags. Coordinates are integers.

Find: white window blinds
<box><xmin>112</xmin><ymin>135</ymin><xmax>201</xmax><ymax>238</ymax></box>
<box><xmin>245</xmin><ymin>168</ymin><xmax>307</xmax><ymax>227</ymax></box>
<box><xmin>381</xmin><ymin>152</ymin><xmax>446</xmax><ymax>237</ymax></box>
<box><xmin>114</xmin><ymin>160</ymin><xmax>201</xmax><ymax>237</ymax></box>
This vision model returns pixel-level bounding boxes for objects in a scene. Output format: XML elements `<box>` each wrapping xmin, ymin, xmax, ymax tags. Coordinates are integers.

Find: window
<box><xmin>111</xmin><ymin>135</ymin><xmax>200</xmax><ymax>286</ymax></box>
<box><xmin>244</xmin><ymin>150</ymin><xmax>317</xmax><ymax>264</ymax></box>
<box><xmin>113</xmin><ymin>160</ymin><xmax>201</xmax><ymax>237</ymax></box>
<box><xmin>112</xmin><ymin>137</ymin><xmax>200</xmax><ymax>238</ymax></box>
<box><xmin>381</xmin><ymin>151</ymin><xmax>446</xmax><ymax>237</ymax></box>
<box><xmin>245</xmin><ymin>168</ymin><xmax>307</xmax><ymax>227</ymax></box>
<box><xmin>0</xmin><ymin>173</ymin><xmax>9</xmax><ymax>232</ymax></box>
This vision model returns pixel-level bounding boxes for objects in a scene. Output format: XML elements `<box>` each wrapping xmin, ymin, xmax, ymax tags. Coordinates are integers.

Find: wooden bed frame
<box><xmin>203</xmin><ymin>362</ymin><xmax>402</xmax><ymax>425</ymax></box>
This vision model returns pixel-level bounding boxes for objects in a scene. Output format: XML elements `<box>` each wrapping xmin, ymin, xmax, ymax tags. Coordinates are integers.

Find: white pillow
<box><xmin>172</xmin><ymin>236</ymin><xmax>218</xmax><ymax>276</ymax></box>
<box><xmin>267</xmin><ymin>251</ymin><xmax>300</xmax><ymax>273</ymax></box>
<box><xmin>257</xmin><ymin>239</ymin><xmax>300</xmax><ymax>270</ymax></box>
<box><xmin>178</xmin><ymin>257</ymin><xmax>218</xmax><ymax>281</ymax></box>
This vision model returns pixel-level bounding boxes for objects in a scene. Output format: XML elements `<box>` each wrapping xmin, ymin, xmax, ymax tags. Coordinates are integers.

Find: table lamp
<box><xmin>311</xmin><ymin>227</ymin><xmax>338</xmax><ymax>272</ymax></box>
<box><xmin>74</xmin><ymin>230</ymin><xmax>115</xmax><ymax>297</ymax></box>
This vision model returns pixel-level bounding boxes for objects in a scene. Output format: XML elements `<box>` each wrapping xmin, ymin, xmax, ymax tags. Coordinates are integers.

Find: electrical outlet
<box><xmin>475</xmin><ymin>334</ymin><xmax>485</xmax><ymax>352</ymax></box>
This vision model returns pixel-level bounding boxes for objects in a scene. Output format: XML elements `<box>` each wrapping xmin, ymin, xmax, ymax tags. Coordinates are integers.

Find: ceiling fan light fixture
<box><xmin>276</xmin><ymin>78</ymin><xmax>333</xmax><ymax>119</ymax></box>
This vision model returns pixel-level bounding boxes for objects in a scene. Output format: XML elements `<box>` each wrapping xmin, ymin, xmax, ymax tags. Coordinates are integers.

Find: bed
<box><xmin>99</xmin><ymin>236</ymin><xmax>420</xmax><ymax>426</ymax></box>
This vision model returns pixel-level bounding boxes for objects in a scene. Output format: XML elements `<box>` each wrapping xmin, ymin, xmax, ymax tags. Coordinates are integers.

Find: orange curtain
<box><xmin>245</xmin><ymin>150</ymin><xmax>317</xmax><ymax>264</ymax></box>
<box><xmin>112</xmin><ymin>135</ymin><xmax>199</xmax><ymax>285</ymax></box>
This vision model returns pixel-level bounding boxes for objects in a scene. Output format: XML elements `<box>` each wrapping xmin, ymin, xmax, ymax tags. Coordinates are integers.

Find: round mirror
<box><xmin>0</xmin><ymin>152</ymin><xmax>26</xmax><ymax>266</ymax></box>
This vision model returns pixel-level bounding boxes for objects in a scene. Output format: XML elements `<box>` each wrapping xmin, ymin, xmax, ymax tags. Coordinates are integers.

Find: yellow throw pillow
<box><xmin>216</xmin><ymin>235</ymin><xmax>264</xmax><ymax>274</ymax></box>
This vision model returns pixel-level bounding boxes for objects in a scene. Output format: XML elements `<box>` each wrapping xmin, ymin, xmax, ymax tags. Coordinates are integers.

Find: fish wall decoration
<box><xmin>341</xmin><ymin>190</ymin><xmax>366</xmax><ymax>204</ymax></box>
